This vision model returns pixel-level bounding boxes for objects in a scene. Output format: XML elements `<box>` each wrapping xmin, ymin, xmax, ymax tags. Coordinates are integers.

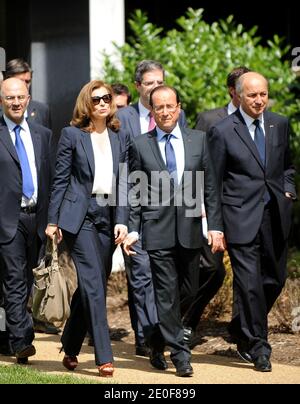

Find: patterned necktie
<box><xmin>164</xmin><ymin>133</ymin><xmax>177</xmax><ymax>184</ymax></box>
<box><xmin>14</xmin><ymin>125</ymin><xmax>34</xmax><ymax>199</ymax></box>
<box><xmin>253</xmin><ymin>119</ymin><xmax>265</xmax><ymax>165</ymax></box>
<box><xmin>253</xmin><ymin>120</ymin><xmax>270</xmax><ymax>203</ymax></box>
<box><xmin>148</xmin><ymin>112</ymin><xmax>156</xmax><ymax>131</ymax></box>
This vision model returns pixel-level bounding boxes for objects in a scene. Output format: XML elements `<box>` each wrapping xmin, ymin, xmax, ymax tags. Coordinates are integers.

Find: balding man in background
<box><xmin>208</xmin><ymin>72</ymin><xmax>296</xmax><ymax>372</ymax></box>
<box><xmin>0</xmin><ymin>78</ymin><xmax>52</xmax><ymax>363</ymax></box>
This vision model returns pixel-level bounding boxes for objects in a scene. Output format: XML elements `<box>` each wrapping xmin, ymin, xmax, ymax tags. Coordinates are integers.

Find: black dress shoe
<box><xmin>175</xmin><ymin>361</ymin><xmax>194</xmax><ymax>377</ymax></box>
<box><xmin>33</xmin><ymin>320</ymin><xmax>60</xmax><ymax>335</ymax></box>
<box><xmin>150</xmin><ymin>350</ymin><xmax>168</xmax><ymax>370</ymax></box>
<box><xmin>62</xmin><ymin>355</ymin><xmax>78</xmax><ymax>371</ymax></box>
<box><xmin>15</xmin><ymin>345</ymin><xmax>36</xmax><ymax>359</ymax></box>
<box><xmin>254</xmin><ymin>355</ymin><xmax>272</xmax><ymax>372</ymax></box>
<box><xmin>17</xmin><ymin>357</ymin><xmax>29</xmax><ymax>365</ymax></box>
<box><xmin>135</xmin><ymin>344</ymin><xmax>150</xmax><ymax>357</ymax></box>
<box><xmin>237</xmin><ymin>340</ymin><xmax>253</xmax><ymax>364</ymax></box>
<box><xmin>0</xmin><ymin>343</ymin><xmax>14</xmax><ymax>356</ymax></box>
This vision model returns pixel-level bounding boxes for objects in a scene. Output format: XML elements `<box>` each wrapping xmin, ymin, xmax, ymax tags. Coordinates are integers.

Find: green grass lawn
<box><xmin>0</xmin><ymin>364</ymin><xmax>103</xmax><ymax>384</ymax></box>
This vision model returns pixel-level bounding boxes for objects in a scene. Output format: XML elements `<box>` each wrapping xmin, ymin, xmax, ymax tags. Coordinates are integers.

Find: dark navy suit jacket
<box><xmin>0</xmin><ymin>117</ymin><xmax>52</xmax><ymax>244</ymax></box>
<box><xmin>208</xmin><ymin>109</ymin><xmax>296</xmax><ymax>244</ymax></box>
<box><xmin>48</xmin><ymin>126</ymin><xmax>128</xmax><ymax>234</ymax></box>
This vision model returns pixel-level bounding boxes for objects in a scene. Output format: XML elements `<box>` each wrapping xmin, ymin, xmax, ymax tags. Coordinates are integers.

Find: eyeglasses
<box><xmin>91</xmin><ymin>94</ymin><xmax>112</xmax><ymax>105</ymax></box>
<box><xmin>152</xmin><ymin>104</ymin><xmax>178</xmax><ymax>114</ymax></box>
<box><xmin>141</xmin><ymin>80</ymin><xmax>164</xmax><ymax>87</ymax></box>
<box><xmin>4</xmin><ymin>95</ymin><xmax>28</xmax><ymax>103</ymax></box>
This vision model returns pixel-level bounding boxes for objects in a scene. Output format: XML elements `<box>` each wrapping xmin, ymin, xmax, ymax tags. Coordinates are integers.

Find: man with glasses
<box><xmin>0</xmin><ymin>78</ymin><xmax>52</xmax><ymax>363</ymax></box>
<box><xmin>1</xmin><ymin>59</ymin><xmax>56</xmax><ymax>335</ymax></box>
<box><xmin>1</xmin><ymin>58</ymin><xmax>51</xmax><ymax>128</ymax></box>
<box><xmin>117</xmin><ymin>60</ymin><xmax>187</xmax><ymax>358</ymax></box>
<box><xmin>123</xmin><ymin>85</ymin><xmax>225</xmax><ymax>377</ymax></box>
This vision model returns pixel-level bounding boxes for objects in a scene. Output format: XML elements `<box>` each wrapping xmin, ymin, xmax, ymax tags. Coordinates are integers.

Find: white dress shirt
<box><xmin>4</xmin><ymin>115</ymin><xmax>38</xmax><ymax>207</ymax></box>
<box><xmin>156</xmin><ymin>123</ymin><xmax>185</xmax><ymax>186</ymax></box>
<box><xmin>227</xmin><ymin>101</ymin><xmax>237</xmax><ymax>115</ymax></box>
<box><xmin>91</xmin><ymin>129</ymin><xmax>113</xmax><ymax>195</ymax></box>
<box><xmin>239</xmin><ymin>107</ymin><xmax>265</xmax><ymax>139</ymax></box>
<box><xmin>138</xmin><ymin>100</ymin><xmax>153</xmax><ymax>134</ymax></box>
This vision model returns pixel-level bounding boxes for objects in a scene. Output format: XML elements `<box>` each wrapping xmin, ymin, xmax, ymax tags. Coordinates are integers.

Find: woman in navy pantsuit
<box><xmin>45</xmin><ymin>80</ymin><xmax>128</xmax><ymax>377</ymax></box>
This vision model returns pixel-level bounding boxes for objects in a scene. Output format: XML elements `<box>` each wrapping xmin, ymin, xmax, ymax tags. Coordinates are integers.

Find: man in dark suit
<box><xmin>1</xmin><ymin>58</ymin><xmax>51</xmax><ymax>128</ymax></box>
<box><xmin>117</xmin><ymin>60</ymin><xmax>187</xmax><ymax>357</ymax></box>
<box><xmin>123</xmin><ymin>85</ymin><xmax>225</xmax><ymax>377</ymax></box>
<box><xmin>1</xmin><ymin>59</ymin><xmax>56</xmax><ymax>335</ymax></box>
<box><xmin>182</xmin><ymin>67</ymin><xmax>251</xmax><ymax>346</ymax></box>
<box><xmin>208</xmin><ymin>72</ymin><xmax>296</xmax><ymax>372</ymax></box>
<box><xmin>0</xmin><ymin>78</ymin><xmax>52</xmax><ymax>363</ymax></box>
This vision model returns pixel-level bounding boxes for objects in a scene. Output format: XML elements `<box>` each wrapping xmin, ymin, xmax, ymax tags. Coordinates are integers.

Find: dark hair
<box><xmin>71</xmin><ymin>80</ymin><xmax>120</xmax><ymax>132</ymax></box>
<box><xmin>111</xmin><ymin>83</ymin><xmax>132</xmax><ymax>104</ymax></box>
<box><xmin>4</xmin><ymin>58</ymin><xmax>32</xmax><ymax>79</ymax></box>
<box><xmin>226</xmin><ymin>66</ymin><xmax>251</xmax><ymax>88</ymax></box>
<box><xmin>149</xmin><ymin>85</ymin><xmax>180</xmax><ymax>107</ymax></box>
<box><xmin>135</xmin><ymin>60</ymin><xmax>164</xmax><ymax>84</ymax></box>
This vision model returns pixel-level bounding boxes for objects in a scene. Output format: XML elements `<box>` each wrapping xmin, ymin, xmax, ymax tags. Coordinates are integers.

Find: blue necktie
<box><xmin>253</xmin><ymin>119</ymin><xmax>265</xmax><ymax>165</ymax></box>
<box><xmin>253</xmin><ymin>120</ymin><xmax>270</xmax><ymax>203</ymax></box>
<box><xmin>14</xmin><ymin>125</ymin><xmax>34</xmax><ymax>199</ymax></box>
<box><xmin>164</xmin><ymin>134</ymin><xmax>177</xmax><ymax>184</ymax></box>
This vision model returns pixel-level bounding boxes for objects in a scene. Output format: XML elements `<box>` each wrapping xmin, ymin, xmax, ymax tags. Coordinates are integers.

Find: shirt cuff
<box><xmin>128</xmin><ymin>231</ymin><xmax>139</xmax><ymax>242</ymax></box>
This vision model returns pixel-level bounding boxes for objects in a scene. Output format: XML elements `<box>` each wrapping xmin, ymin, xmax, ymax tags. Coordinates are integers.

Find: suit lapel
<box><xmin>181</xmin><ymin>128</ymin><xmax>193</xmax><ymax>173</ymax></box>
<box><xmin>233</xmin><ymin>110</ymin><xmax>264</xmax><ymax>170</ymax></box>
<box><xmin>29</xmin><ymin>124</ymin><xmax>42</xmax><ymax>175</ymax></box>
<box><xmin>263</xmin><ymin>111</ymin><xmax>274</xmax><ymax>169</ymax></box>
<box><xmin>108</xmin><ymin>128</ymin><xmax>119</xmax><ymax>176</ymax></box>
<box><xmin>148</xmin><ymin>129</ymin><xmax>168</xmax><ymax>172</ymax></box>
<box><xmin>27</xmin><ymin>102</ymin><xmax>36</xmax><ymax>120</ymax></box>
<box><xmin>80</xmin><ymin>130</ymin><xmax>95</xmax><ymax>177</ymax></box>
<box><xmin>0</xmin><ymin>119</ymin><xmax>20</xmax><ymax>164</ymax></box>
<box><xmin>130</xmin><ymin>104</ymin><xmax>142</xmax><ymax>137</ymax></box>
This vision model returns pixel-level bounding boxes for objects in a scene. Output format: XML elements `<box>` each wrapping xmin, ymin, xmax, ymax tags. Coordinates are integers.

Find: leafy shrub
<box><xmin>102</xmin><ymin>8</ymin><xmax>300</xmax><ymax>141</ymax></box>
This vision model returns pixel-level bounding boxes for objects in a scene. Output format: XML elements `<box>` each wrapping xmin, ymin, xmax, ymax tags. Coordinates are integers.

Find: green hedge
<box><xmin>102</xmin><ymin>8</ymin><xmax>300</xmax><ymax>244</ymax></box>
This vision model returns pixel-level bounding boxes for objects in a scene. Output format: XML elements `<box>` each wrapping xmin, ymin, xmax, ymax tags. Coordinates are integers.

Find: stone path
<box><xmin>1</xmin><ymin>333</ymin><xmax>300</xmax><ymax>384</ymax></box>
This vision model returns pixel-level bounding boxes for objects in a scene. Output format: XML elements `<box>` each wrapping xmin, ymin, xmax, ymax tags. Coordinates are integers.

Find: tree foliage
<box><xmin>103</xmin><ymin>8</ymin><xmax>299</xmax><ymax>132</ymax></box>
<box><xmin>102</xmin><ymin>8</ymin><xmax>300</xmax><ymax>243</ymax></box>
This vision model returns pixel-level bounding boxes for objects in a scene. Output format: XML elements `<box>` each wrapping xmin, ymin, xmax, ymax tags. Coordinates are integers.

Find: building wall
<box><xmin>29</xmin><ymin>0</ymin><xmax>90</xmax><ymax>142</ymax></box>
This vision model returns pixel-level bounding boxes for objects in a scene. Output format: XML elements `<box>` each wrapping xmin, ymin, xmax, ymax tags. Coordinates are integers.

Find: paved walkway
<box><xmin>1</xmin><ymin>333</ymin><xmax>300</xmax><ymax>384</ymax></box>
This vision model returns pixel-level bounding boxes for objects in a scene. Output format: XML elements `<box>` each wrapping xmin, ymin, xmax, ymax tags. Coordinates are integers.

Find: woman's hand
<box><xmin>114</xmin><ymin>224</ymin><xmax>128</xmax><ymax>245</ymax></box>
<box><xmin>45</xmin><ymin>224</ymin><xmax>63</xmax><ymax>243</ymax></box>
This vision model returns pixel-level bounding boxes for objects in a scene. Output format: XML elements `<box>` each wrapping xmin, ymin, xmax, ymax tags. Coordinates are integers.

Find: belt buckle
<box><xmin>21</xmin><ymin>205</ymin><xmax>35</xmax><ymax>214</ymax></box>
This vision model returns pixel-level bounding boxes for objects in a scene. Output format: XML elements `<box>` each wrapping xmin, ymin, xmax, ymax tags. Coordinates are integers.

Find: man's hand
<box><xmin>45</xmin><ymin>224</ymin><xmax>63</xmax><ymax>243</ymax></box>
<box><xmin>122</xmin><ymin>233</ymin><xmax>139</xmax><ymax>256</ymax></box>
<box><xmin>207</xmin><ymin>231</ymin><xmax>226</xmax><ymax>253</ymax></box>
<box><xmin>114</xmin><ymin>224</ymin><xmax>128</xmax><ymax>245</ymax></box>
<box><xmin>285</xmin><ymin>192</ymin><xmax>295</xmax><ymax>200</ymax></box>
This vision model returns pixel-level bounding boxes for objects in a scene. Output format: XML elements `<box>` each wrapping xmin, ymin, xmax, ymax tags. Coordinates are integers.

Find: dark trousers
<box><xmin>123</xmin><ymin>238</ymin><xmax>158</xmax><ymax>346</ymax></box>
<box><xmin>0</xmin><ymin>212</ymin><xmax>40</xmax><ymax>353</ymax></box>
<box><xmin>181</xmin><ymin>241</ymin><xmax>225</xmax><ymax>330</ymax></box>
<box><xmin>148</xmin><ymin>245</ymin><xmax>201</xmax><ymax>366</ymax></box>
<box><xmin>61</xmin><ymin>200</ymin><xmax>114</xmax><ymax>366</ymax></box>
<box><xmin>228</xmin><ymin>203</ymin><xmax>288</xmax><ymax>360</ymax></box>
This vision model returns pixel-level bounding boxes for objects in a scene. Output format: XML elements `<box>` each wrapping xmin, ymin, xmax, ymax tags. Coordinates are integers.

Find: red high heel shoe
<box><xmin>98</xmin><ymin>362</ymin><xmax>114</xmax><ymax>377</ymax></box>
<box><xmin>62</xmin><ymin>355</ymin><xmax>78</xmax><ymax>371</ymax></box>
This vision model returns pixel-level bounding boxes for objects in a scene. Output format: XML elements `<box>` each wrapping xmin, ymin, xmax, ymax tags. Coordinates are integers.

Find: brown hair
<box><xmin>71</xmin><ymin>80</ymin><xmax>120</xmax><ymax>132</ymax></box>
